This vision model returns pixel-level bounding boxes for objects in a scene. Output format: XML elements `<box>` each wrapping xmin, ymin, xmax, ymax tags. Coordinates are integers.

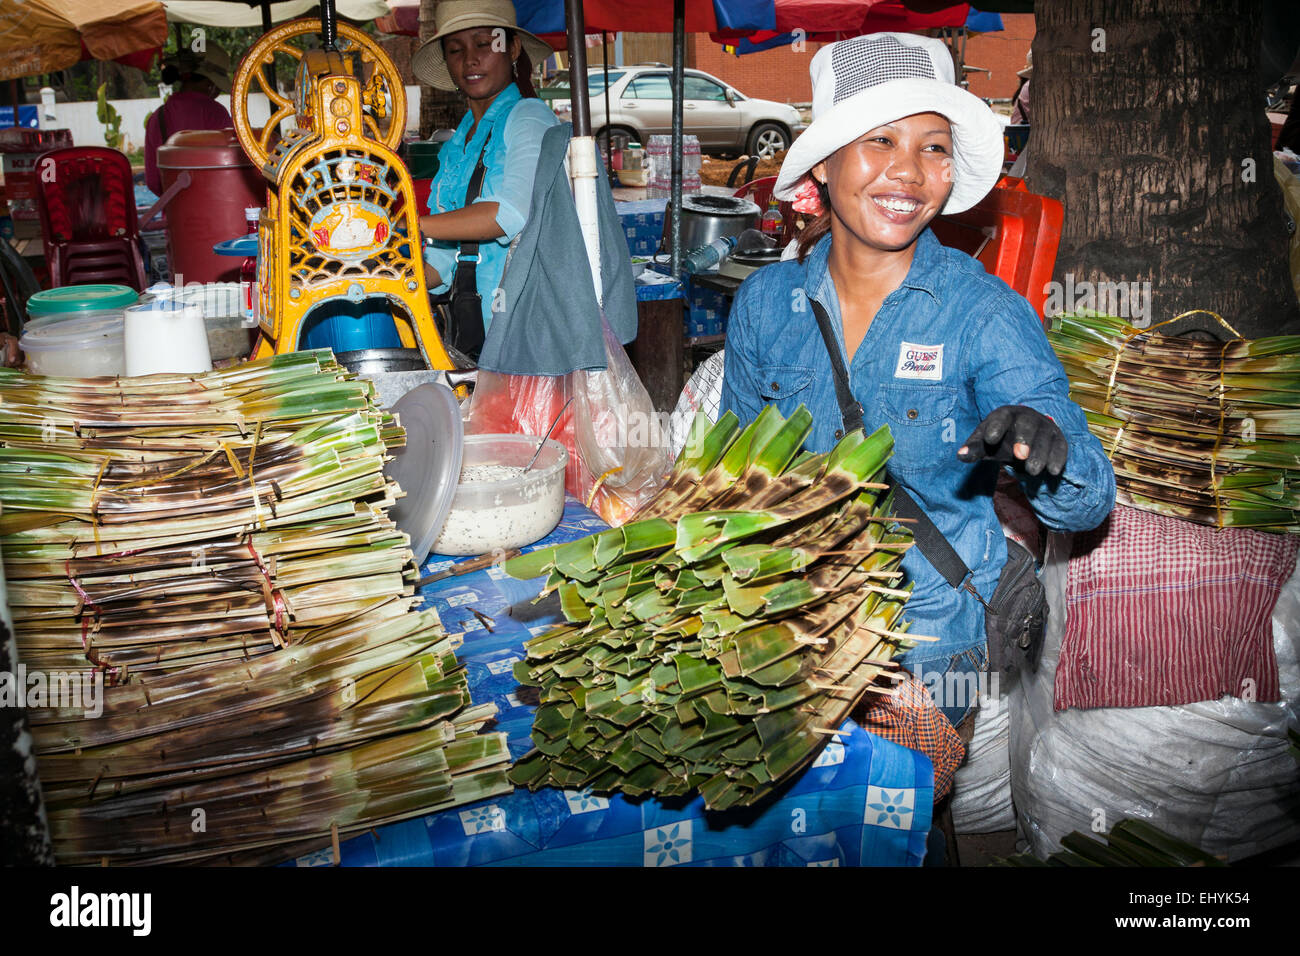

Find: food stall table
<box><xmin>300</xmin><ymin>497</ymin><xmax>936</xmax><ymax>867</ymax></box>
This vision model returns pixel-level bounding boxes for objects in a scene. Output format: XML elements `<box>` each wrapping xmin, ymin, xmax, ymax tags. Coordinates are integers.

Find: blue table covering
<box><xmin>299</xmin><ymin>497</ymin><xmax>933</xmax><ymax>867</ymax></box>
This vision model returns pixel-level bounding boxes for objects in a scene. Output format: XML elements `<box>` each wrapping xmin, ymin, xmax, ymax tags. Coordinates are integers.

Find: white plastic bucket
<box><xmin>123</xmin><ymin>301</ymin><xmax>213</xmax><ymax>376</ymax></box>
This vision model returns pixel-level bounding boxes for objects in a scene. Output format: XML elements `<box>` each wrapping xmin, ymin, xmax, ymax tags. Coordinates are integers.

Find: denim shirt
<box><xmin>720</xmin><ymin>228</ymin><xmax>1115</xmax><ymax>668</ymax></box>
<box><xmin>424</xmin><ymin>85</ymin><xmax>559</xmax><ymax>329</ymax></box>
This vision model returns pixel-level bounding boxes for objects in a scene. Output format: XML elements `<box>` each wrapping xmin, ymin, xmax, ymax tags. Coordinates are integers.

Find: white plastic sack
<box><xmin>951</xmin><ymin>698</ymin><xmax>1014</xmax><ymax>834</ymax></box>
<box><xmin>1008</xmin><ymin>531</ymin><xmax>1300</xmax><ymax>861</ymax></box>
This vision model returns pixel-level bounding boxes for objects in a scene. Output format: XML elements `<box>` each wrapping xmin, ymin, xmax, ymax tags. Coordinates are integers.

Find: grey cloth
<box><xmin>476</xmin><ymin>122</ymin><xmax>638</xmax><ymax>375</ymax></box>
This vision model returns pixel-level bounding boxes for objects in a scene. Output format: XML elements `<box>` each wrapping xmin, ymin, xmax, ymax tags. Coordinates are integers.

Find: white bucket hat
<box><xmin>774</xmin><ymin>32</ymin><xmax>1004</xmax><ymax>215</ymax></box>
<box><xmin>411</xmin><ymin>0</ymin><xmax>552</xmax><ymax>92</ymax></box>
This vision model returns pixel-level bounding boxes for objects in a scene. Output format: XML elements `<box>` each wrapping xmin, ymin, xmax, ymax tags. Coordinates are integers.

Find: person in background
<box><xmin>410</xmin><ymin>0</ymin><xmax>558</xmax><ymax>358</ymax></box>
<box><xmin>0</xmin><ymin>332</ymin><xmax>18</xmax><ymax>366</ymax></box>
<box><xmin>1009</xmin><ymin>49</ymin><xmax>1031</xmax><ymax>126</ymax></box>
<box><xmin>143</xmin><ymin>45</ymin><xmax>234</xmax><ymax>195</ymax></box>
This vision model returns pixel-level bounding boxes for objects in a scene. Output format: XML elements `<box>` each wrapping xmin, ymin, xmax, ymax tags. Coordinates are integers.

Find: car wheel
<box><xmin>747</xmin><ymin>123</ymin><xmax>789</xmax><ymax>159</ymax></box>
<box><xmin>596</xmin><ymin>126</ymin><xmax>636</xmax><ymax>159</ymax></box>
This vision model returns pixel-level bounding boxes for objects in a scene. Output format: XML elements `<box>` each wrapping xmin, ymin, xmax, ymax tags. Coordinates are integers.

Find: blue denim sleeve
<box><xmin>478</xmin><ymin>99</ymin><xmax>559</xmax><ymax>244</ymax></box>
<box><xmin>966</xmin><ymin>289</ymin><xmax>1115</xmax><ymax>532</ymax></box>
<box><xmin>422</xmin><ymin>241</ymin><xmax>456</xmax><ymax>295</ymax></box>
<box><xmin>719</xmin><ymin>279</ymin><xmax>768</xmax><ymax>428</ymax></box>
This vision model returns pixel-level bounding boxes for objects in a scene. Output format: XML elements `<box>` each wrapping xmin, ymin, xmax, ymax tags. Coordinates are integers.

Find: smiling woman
<box><xmin>719</xmin><ymin>32</ymin><xmax>1116</xmax><ymax>734</ymax></box>
<box><xmin>409</xmin><ymin>0</ymin><xmax>557</xmax><ymax>360</ymax></box>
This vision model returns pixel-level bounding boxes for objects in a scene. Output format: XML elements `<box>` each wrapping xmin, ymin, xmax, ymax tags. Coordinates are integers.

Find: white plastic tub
<box><xmin>20</xmin><ymin>313</ymin><xmax>126</xmax><ymax>377</ymax></box>
<box><xmin>431</xmin><ymin>435</ymin><xmax>568</xmax><ymax>556</ymax></box>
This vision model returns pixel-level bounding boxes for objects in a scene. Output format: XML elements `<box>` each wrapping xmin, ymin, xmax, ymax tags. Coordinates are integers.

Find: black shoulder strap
<box><xmin>809</xmin><ymin>298</ymin><xmax>863</xmax><ymax>433</ymax></box>
<box><xmin>809</xmin><ymin>297</ymin><xmax>984</xmax><ymax>602</ymax></box>
<box><xmin>452</xmin><ymin>131</ymin><xmax>492</xmax><ymax>295</ymax></box>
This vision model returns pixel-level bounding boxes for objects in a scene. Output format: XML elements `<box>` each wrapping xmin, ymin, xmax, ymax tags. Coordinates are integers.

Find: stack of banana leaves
<box><xmin>0</xmin><ymin>351</ymin><xmax>510</xmax><ymax>865</ymax></box>
<box><xmin>1048</xmin><ymin>311</ymin><xmax>1300</xmax><ymax>532</ymax></box>
<box><xmin>995</xmin><ymin>818</ymin><xmax>1226</xmax><ymax>867</ymax></box>
<box><xmin>505</xmin><ymin>406</ymin><xmax>924</xmax><ymax>811</ymax></box>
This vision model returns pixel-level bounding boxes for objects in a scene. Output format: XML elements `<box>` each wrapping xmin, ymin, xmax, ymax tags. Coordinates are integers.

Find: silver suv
<box><xmin>545</xmin><ymin>65</ymin><xmax>805</xmax><ymax>158</ymax></box>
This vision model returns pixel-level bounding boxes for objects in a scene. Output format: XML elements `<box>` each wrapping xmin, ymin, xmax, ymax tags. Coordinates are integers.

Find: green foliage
<box><xmin>95</xmin><ymin>83</ymin><xmax>123</xmax><ymax>150</ymax></box>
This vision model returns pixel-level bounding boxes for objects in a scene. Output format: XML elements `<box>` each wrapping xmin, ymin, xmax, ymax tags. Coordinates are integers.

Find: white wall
<box><xmin>37</xmin><ymin>86</ymin><xmax>427</xmax><ymax>151</ymax></box>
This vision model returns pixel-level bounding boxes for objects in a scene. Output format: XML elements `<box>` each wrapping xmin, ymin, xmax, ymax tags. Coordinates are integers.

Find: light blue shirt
<box><xmin>721</xmin><ymin>228</ymin><xmax>1115</xmax><ymax>668</ymax></box>
<box><xmin>424</xmin><ymin>84</ymin><xmax>559</xmax><ymax>329</ymax></box>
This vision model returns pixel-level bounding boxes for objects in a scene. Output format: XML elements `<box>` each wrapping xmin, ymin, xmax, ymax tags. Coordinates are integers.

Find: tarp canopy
<box><xmin>720</xmin><ymin>3</ymin><xmax>997</xmax><ymax>55</ymax></box>
<box><xmin>161</xmin><ymin>0</ymin><xmax>388</xmax><ymax>27</ymax></box>
<box><xmin>377</xmin><ymin>0</ymin><xmax>776</xmax><ymax>42</ymax></box>
<box><xmin>0</xmin><ymin>0</ymin><xmax>169</xmax><ymax>81</ymax></box>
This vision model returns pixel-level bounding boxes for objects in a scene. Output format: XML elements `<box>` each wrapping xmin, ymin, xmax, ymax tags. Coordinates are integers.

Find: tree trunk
<box><xmin>1027</xmin><ymin>0</ymin><xmax>1300</xmax><ymax>339</ymax></box>
<box><xmin>417</xmin><ymin>0</ymin><xmax>466</xmax><ymax>138</ymax></box>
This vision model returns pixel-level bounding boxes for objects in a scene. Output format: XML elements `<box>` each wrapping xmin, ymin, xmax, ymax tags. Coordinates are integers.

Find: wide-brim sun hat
<box><xmin>195</xmin><ymin>44</ymin><xmax>232</xmax><ymax>94</ymax></box>
<box><xmin>411</xmin><ymin>0</ymin><xmax>553</xmax><ymax>92</ymax></box>
<box><xmin>774</xmin><ymin>32</ymin><xmax>1005</xmax><ymax>215</ymax></box>
<box><xmin>173</xmin><ymin>44</ymin><xmax>232</xmax><ymax>94</ymax></box>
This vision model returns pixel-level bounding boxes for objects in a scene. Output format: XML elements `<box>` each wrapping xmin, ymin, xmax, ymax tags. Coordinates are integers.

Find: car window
<box><xmin>626</xmin><ymin>74</ymin><xmax>673</xmax><ymax>99</ymax></box>
<box><xmin>683</xmin><ymin>75</ymin><xmax>728</xmax><ymax>101</ymax></box>
<box><xmin>587</xmin><ymin>71</ymin><xmax>625</xmax><ymax>94</ymax></box>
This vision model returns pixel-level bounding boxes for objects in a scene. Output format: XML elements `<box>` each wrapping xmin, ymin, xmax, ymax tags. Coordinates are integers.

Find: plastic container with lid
<box><xmin>25</xmin><ymin>284</ymin><xmax>139</xmax><ymax>326</ymax></box>
<box><xmin>432</xmin><ymin>435</ymin><xmax>568</xmax><ymax>556</ymax></box>
<box><xmin>20</xmin><ymin>313</ymin><xmax>126</xmax><ymax>377</ymax></box>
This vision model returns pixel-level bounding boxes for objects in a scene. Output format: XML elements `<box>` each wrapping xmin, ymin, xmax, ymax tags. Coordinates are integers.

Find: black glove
<box><xmin>957</xmin><ymin>405</ymin><xmax>1068</xmax><ymax>477</ymax></box>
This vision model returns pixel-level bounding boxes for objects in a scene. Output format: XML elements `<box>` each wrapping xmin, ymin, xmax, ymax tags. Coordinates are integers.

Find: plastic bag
<box><xmin>464</xmin><ymin>314</ymin><xmax>672</xmax><ymax>526</ymax></box>
<box><xmin>1007</xmin><ymin>532</ymin><xmax>1300</xmax><ymax>861</ymax></box>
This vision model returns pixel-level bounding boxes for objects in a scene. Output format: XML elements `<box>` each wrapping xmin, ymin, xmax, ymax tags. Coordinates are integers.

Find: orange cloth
<box><xmin>856</xmin><ymin>675</ymin><xmax>966</xmax><ymax>801</ymax></box>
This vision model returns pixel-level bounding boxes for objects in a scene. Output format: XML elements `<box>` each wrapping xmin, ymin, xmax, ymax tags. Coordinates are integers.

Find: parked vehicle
<box><xmin>543</xmin><ymin>65</ymin><xmax>805</xmax><ymax>158</ymax></box>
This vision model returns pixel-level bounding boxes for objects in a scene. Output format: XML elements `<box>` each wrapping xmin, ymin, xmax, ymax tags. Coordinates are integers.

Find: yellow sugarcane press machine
<box><xmin>230</xmin><ymin>14</ymin><xmax>452</xmax><ymax>369</ymax></box>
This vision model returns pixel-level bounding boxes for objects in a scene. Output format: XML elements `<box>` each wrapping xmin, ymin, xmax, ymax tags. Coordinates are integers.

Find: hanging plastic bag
<box><xmin>464</xmin><ymin>313</ymin><xmax>672</xmax><ymax>526</ymax></box>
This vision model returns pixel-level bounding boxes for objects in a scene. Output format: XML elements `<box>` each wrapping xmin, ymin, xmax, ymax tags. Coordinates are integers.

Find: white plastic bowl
<box><xmin>431</xmin><ymin>434</ymin><xmax>568</xmax><ymax>556</ymax></box>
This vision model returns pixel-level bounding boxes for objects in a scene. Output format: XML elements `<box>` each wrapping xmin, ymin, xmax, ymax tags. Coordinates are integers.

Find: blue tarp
<box><xmin>297</xmin><ymin>496</ymin><xmax>935</xmax><ymax>867</ymax></box>
<box><xmin>725</xmin><ymin>7</ymin><xmax>1004</xmax><ymax>55</ymax></box>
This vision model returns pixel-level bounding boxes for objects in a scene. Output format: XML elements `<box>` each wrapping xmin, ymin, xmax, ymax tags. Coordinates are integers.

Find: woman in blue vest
<box><xmin>412</xmin><ymin>0</ymin><xmax>558</xmax><ymax>357</ymax></box>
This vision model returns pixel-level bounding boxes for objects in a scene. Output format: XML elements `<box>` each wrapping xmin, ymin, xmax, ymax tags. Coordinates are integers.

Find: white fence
<box><xmin>37</xmin><ymin>86</ymin><xmax>427</xmax><ymax>151</ymax></box>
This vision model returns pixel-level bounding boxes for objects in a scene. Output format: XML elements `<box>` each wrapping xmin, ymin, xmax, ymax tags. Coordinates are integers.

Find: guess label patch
<box><xmin>894</xmin><ymin>342</ymin><xmax>943</xmax><ymax>380</ymax></box>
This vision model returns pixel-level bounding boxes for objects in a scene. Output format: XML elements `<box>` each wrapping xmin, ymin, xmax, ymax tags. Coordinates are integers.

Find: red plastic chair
<box><xmin>733</xmin><ymin>175</ymin><xmax>796</xmax><ymax>244</ymax></box>
<box><xmin>931</xmin><ymin>179</ymin><xmax>1064</xmax><ymax>323</ymax></box>
<box><xmin>35</xmin><ymin>146</ymin><xmax>147</xmax><ymax>292</ymax></box>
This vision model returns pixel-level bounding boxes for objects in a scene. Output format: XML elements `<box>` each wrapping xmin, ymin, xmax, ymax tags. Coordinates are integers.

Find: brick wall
<box><xmin>689</xmin><ymin>37</ymin><xmax>821</xmax><ymax>104</ymax></box>
<box><xmin>575</xmin><ymin>17</ymin><xmax>1035</xmax><ymax>108</ymax></box>
<box><xmin>962</xmin><ymin>14</ymin><xmax>1035</xmax><ymax>101</ymax></box>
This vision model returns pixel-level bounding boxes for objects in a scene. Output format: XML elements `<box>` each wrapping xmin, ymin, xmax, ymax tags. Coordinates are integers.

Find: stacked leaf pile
<box><xmin>0</xmin><ymin>351</ymin><xmax>510</xmax><ymax>864</ymax></box>
<box><xmin>506</xmin><ymin>407</ymin><xmax>922</xmax><ymax>810</ymax></box>
<box><xmin>995</xmin><ymin>818</ymin><xmax>1225</xmax><ymax>867</ymax></box>
<box><xmin>1049</xmin><ymin>311</ymin><xmax>1300</xmax><ymax>532</ymax></box>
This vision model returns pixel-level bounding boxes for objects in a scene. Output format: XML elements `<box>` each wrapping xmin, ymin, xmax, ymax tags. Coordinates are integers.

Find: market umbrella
<box><xmin>0</xmin><ymin>0</ymin><xmax>169</xmax><ymax>82</ymax></box>
<box><xmin>161</xmin><ymin>0</ymin><xmax>388</xmax><ymax>29</ymax></box>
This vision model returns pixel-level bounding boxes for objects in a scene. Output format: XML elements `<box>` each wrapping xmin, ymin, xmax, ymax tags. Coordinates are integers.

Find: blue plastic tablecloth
<box><xmin>301</xmin><ymin>497</ymin><xmax>933</xmax><ymax>867</ymax></box>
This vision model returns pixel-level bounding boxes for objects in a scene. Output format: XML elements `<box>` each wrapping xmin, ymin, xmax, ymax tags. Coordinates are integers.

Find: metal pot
<box><xmin>336</xmin><ymin>348</ymin><xmax>428</xmax><ymax>375</ymax></box>
<box><xmin>663</xmin><ymin>195</ymin><xmax>761</xmax><ymax>253</ymax></box>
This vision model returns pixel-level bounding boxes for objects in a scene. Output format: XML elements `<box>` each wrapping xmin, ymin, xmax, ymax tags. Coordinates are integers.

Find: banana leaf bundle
<box><xmin>505</xmin><ymin>407</ymin><xmax>922</xmax><ymax>811</ymax></box>
<box><xmin>1047</xmin><ymin>311</ymin><xmax>1300</xmax><ymax>532</ymax></box>
<box><xmin>0</xmin><ymin>352</ymin><xmax>511</xmax><ymax>864</ymax></box>
<box><xmin>994</xmin><ymin>818</ymin><xmax>1226</xmax><ymax>867</ymax></box>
